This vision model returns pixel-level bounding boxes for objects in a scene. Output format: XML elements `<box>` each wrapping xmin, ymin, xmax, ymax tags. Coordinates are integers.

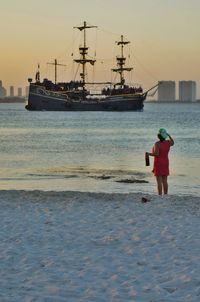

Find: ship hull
<box><xmin>26</xmin><ymin>85</ymin><xmax>146</xmax><ymax>111</ymax></box>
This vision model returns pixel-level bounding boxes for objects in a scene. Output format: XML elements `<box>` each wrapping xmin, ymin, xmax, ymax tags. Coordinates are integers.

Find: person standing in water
<box><xmin>146</xmin><ymin>128</ymin><xmax>174</xmax><ymax>195</ymax></box>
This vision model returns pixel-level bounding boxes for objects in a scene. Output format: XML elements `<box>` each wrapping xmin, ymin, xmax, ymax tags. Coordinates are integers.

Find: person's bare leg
<box><xmin>162</xmin><ymin>176</ymin><xmax>168</xmax><ymax>194</ymax></box>
<box><xmin>156</xmin><ymin>176</ymin><xmax>162</xmax><ymax>195</ymax></box>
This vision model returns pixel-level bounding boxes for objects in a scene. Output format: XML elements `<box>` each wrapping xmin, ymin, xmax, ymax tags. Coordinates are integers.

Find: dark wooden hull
<box><xmin>26</xmin><ymin>85</ymin><xmax>146</xmax><ymax>111</ymax></box>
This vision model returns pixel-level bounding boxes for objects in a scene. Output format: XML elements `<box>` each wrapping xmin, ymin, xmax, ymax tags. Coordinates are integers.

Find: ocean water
<box><xmin>0</xmin><ymin>102</ymin><xmax>199</xmax><ymax>196</ymax></box>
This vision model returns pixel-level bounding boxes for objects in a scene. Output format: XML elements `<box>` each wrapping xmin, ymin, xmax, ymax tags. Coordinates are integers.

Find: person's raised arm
<box><xmin>167</xmin><ymin>133</ymin><xmax>174</xmax><ymax>146</ymax></box>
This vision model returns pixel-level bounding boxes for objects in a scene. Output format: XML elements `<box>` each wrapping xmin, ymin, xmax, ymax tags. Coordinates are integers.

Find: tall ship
<box><xmin>26</xmin><ymin>21</ymin><xmax>157</xmax><ymax>111</ymax></box>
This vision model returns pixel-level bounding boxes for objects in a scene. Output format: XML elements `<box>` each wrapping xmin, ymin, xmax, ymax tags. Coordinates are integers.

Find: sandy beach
<box><xmin>0</xmin><ymin>190</ymin><xmax>200</xmax><ymax>301</ymax></box>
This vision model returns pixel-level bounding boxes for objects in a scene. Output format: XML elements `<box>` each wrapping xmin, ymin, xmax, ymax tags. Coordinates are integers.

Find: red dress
<box><xmin>152</xmin><ymin>140</ymin><xmax>170</xmax><ymax>176</ymax></box>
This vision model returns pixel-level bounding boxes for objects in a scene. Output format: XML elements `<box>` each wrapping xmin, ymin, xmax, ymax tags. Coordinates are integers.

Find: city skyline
<box><xmin>1</xmin><ymin>0</ymin><xmax>200</xmax><ymax>96</ymax></box>
<box><xmin>0</xmin><ymin>81</ymin><xmax>29</xmax><ymax>98</ymax></box>
<box><xmin>157</xmin><ymin>80</ymin><xmax>197</xmax><ymax>102</ymax></box>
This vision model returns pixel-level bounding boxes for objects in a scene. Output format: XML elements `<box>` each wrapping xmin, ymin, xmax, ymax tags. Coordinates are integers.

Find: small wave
<box><xmin>27</xmin><ymin>173</ymin><xmax>78</xmax><ymax>179</ymax></box>
<box><xmin>116</xmin><ymin>178</ymin><xmax>149</xmax><ymax>184</ymax></box>
<box><xmin>88</xmin><ymin>175</ymin><xmax>114</xmax><ymax>180</ymax></box>
<box><xmin>35</xmin><ymin>166</ymin><xmax>147</xmax><ymax>176</ymax></box>
<box><xmin>24</xmin><ymin>167</ymin><xmax>150</xmax><ymax>189</ymax></box>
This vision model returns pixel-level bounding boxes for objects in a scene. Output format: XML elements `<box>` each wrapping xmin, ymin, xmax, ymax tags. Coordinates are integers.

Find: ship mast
<box><xmin>47</xmin><ymin>59</ymin><xmax>66</xmax><ymax>85</ymax></box>
<box><xmin>112</xmin><ymin>35</ymin><xmax>133</xmax><ymax>88</ymax></box>
<box><xmin>74</xmin><ymin>21</ymin><xmax>97</xmax><ymax>91</ymax></box>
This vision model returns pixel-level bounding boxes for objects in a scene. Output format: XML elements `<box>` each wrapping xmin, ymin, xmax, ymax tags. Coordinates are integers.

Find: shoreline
<box><xmin>146</xmin><ymin>100</ymin><xmax>200</xmax><ymax>103</ymax></box>
<box><xmin>0</xmin><ymin>97</ymin><xmax>26</xmax><ymax>103</ymax></box>
<box><xmin>0</xmin><ymin>188</ymin><xmax>199</xmax><ymax>202</ymax></box>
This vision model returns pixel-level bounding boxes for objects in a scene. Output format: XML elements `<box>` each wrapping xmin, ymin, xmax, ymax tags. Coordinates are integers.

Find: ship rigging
<box><xmin>26</xmin><ymin>21</ymin><xmax>158</xmax><ymax>111</ymax></box>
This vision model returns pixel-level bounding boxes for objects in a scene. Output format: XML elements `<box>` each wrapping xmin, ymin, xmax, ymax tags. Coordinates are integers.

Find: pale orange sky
<box><xmin>1</xmin><ymin>0</ymin><xmax>200</xmax><ymax>96</ymax></box>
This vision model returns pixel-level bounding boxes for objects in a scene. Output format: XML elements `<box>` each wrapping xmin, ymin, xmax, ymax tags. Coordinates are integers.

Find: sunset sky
<box><xmin>1</xmin><ymin>0</ymin><xmax>200</xmax><ymax>96</ymax></box>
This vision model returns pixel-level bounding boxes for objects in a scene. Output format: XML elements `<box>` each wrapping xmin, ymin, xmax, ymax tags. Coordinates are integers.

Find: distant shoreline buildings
<box><xmin>158</xmin><ymin>81</ymin><xmax>176</xmax><ymax>102</ymax></box>
<box><xmin>0</xmin><ymin>81</ymin><xmax>7</xmax><ymax>98</ymax></box>
<box><xmin>0</xmin><ymin>81</ymin><xmax>29</xmax><ymax>99</ymax></box>
<box><xmin>156</xmin><ymin>80</ymin><xmax>197</xmax><ymax>102</ymax></box>
<box><xmin>179</xmin><ymin>81</ymin><xmax>196</xmax><ymax>102</ymax></box>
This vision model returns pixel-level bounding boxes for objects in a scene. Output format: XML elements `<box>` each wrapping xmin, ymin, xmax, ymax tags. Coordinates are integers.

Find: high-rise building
<box><xmin>157</xmin><ymin>81</ymin><xmax>176</xmax><ymax>102</ymax></box>
<box><xmin>0</xmin><ymin>80</ymin><xmax>7</xmax><ymax>98</ymax></box>
<box><xmin>25</xmin><ymin>86</ymin><xmax>29</xmax><ymax>97</ymax></box>
<box><xmin>18</xmin><ymin>87</ymin><xmax>22</xmax><ymax>97</ymax></box>
<box><xmin>179</xmin><ymin>81</ymin><xmax>196</xmax><ymax>102</ymax></box>
<box><xmin>10</xmin><ymin>86</ymin><xmax>14</xmax><ymax>97</ymax></box>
